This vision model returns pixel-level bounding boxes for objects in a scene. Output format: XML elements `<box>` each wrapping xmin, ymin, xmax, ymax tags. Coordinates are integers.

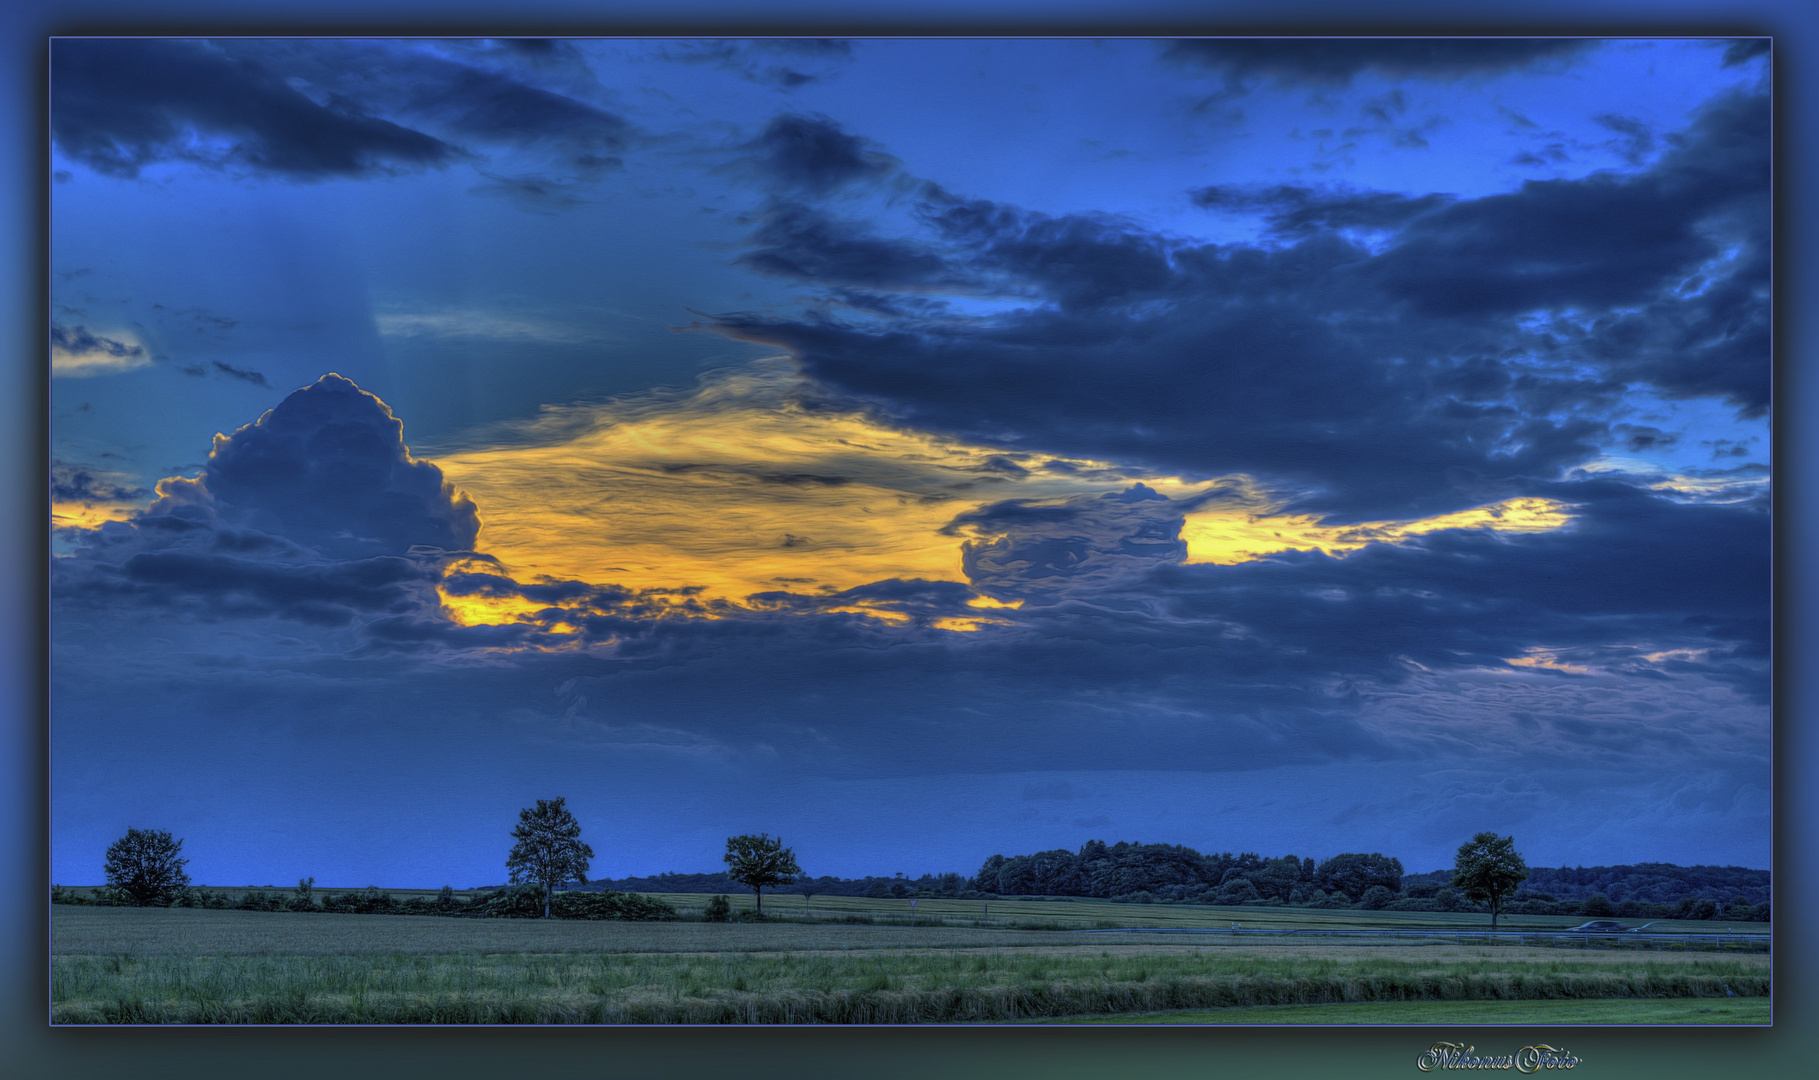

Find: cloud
<box><xmin>1719</xmin><ymin>39</ymin><xmax>1770</xmax><ymax>67</ymax></box>
<box><xmin>51</xmin><ymin>460</ymin><xmax>150</xmax><ymax>533</ymax></box>
<box><xmin>51</xmin><ymin>38</ymin><xmax>633</xmax><ymax>211</ymax></box>
<box><xmin>64</xmin><ymin>374</ymin><xmax>478</xmax><ymax>570</ymax></box>
<box><xmin>51</xmin><ymin>39</ymin><xmax>460</xmax><ymax>179</ymax></box>
<box><xmin>658</xmin><ymin>39</ymin><xmax>855</xmax><ymax>90</ymax></box>
<box><xmin>704</xmin><ymin>87</ymin><xmax>1768</xmax><ymax>519</ymax></box>
<box><xmin>1162</xmin><ymin>39</ymin><xmax>1595</xmax><ymax>90</ymax></box>
<box><xmin>734</xmin><ymin>114</ymin><xmax>899</xmax><ymax>195</ymax></box>
<box><xmin>375</xmin><ymin>308</ymin><xmax>614</xmax><ymax>345</ymax></box>
<box><xmin>1190</xmin><ymin>183</ymin><xmax>1455</xmax><ymax>238</ymax></box>
<box><xmin>735</xmin><ymin>201</ymin><xmax>980</xmax><ymax>293</ymax></box>
<box><xmin>50</xmin><ymin>323</ymin><xmax>150</xmax><ymax>376</ymax></box>
<box><xmin>211</xmin><ymin>361</ymin><xmax>269</xmax><ymax>387</ymax></box>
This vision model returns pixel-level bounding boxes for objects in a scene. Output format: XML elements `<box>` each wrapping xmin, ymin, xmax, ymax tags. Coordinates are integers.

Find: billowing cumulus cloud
<box><xmin>54</xmin><ymin>375</ymin><xmax>479</xmax><ymax>633</ymax></box>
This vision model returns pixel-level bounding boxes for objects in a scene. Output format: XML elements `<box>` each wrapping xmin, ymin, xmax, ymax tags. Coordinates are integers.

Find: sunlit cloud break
<box><xmin>427</xmin><ymin>359</ymin><xmax>1578</xmax><ymax>614</ymax></box>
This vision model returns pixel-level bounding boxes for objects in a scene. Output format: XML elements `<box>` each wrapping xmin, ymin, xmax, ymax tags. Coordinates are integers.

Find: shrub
<box><xmin>1359</xmin><ymin>885</ymin><xmax>1397</xmax><ymax>910</ymax></box>
<box><xmin>730</xmin><ymin>908</ymin><xmax>767</xmax><ymax>922</ymax></box>
<box><xmin>704</xmin><ymin>895</ymin><xmax>732</xmax><ymax>922</ymax></box>
<box><xmin>237</xmin><ymin>889</ymin><xmax>284</xmax><ymax>912</ymax></box>
<box><xmin>51</xmin><ymin>885</ymin><xmax>94</xmax><ymax>906</ymax></box>
<box><xmin>552</xmin><ymin>890</ymin><xmax>677</xmax><ymax>921</ymax></box>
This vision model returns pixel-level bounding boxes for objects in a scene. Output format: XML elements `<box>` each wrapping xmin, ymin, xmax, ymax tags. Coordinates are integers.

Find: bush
<box><xmin>703</xmin><ymin>895</ymin><xmax>732</xmax><ymax>922</ymax></box>
<box><xmin>552</xmin><ymin>890</ymin><xmax>677</xmax><ymax>921</ymax></box>
<box><xmin>51</xmin><ymin>885</ymin><xmax>94</xmax><ymax>906</ymax></box>
<box><xmin>322</xmin><ymin>886</ymin><xmax>401</xmax><ymax>915</ymax></box>
<box><xmin>237</xmin><ymin>888</ymin><xmax>284</xmax><ymax>912</ymax></box>
<box><xmin>1359</xmin><ymin>885</ymin><xmax>1397</xmax><ymax>910</ymax></box>
<box><xmin>730</xmin><ymin>908</ymin><xmax>767</xmax><ymax>922</ymax></box>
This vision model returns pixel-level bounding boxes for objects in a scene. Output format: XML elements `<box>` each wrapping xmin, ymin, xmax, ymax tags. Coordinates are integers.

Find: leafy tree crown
<box><xmin>723</xmin><ymin>833</ymin><xmax>802</xmax><ymax>892</ymax></box>
<box><xmin>103</xmin><ymin>827</ymin><xmax>191</xmax><ymax>906</ymax></box>
<box><xmin>1450</xmin><ymin>832</ymin><xmax>1531</xmax><ymax>901</ymax></box>
<box><xmin>506</xmin><ymin>797</ymin><xmax>593</xmax><ymax>891</ymax></box>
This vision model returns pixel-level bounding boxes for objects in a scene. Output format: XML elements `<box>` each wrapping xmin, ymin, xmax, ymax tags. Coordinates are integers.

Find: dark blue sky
<box><xmin>48</xmin><ymin>37</ymin><xmax>1770</xmax><ymax>887</ymax></box>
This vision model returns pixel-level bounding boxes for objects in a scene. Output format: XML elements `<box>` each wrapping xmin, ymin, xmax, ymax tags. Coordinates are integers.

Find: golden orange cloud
<box><xmin>420</xmin><ymin>361</ymin><xmax>1583</xmax><ymax>625</ymax></box>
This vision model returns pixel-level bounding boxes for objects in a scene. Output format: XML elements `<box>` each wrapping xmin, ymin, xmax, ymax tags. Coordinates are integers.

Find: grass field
<box><xmin>63</xmin><ymin>886</ymin><xmax>1771</xmax><ymax>939</ymax></box>
<box><xmin>1028</xmin><ymin>998</ymin><xmax>1772</xmax><ymax>1025</ymax></box>
<box><xmin>52</xmin><ymin>906</ymin><xmax>1769</xmax><ymax>1024</ymax></box>
<box><xmin>637</xmin><ymin>891</ymin><xmax>1769</xmax><ymax>939</ymax></box>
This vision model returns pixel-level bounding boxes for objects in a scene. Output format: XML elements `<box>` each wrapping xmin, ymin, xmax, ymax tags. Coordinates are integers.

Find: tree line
<box><xmin>55</xmin><ymin>803</ymin><xmax>803</xmax><ymax>923</ymax></box>
<box><xmin>968</xmin><ymin>836</ymin><xmax>1767</xmax><ymax>922</ymax></box>
<box><xmin>59</xmin><ymin>818</ymin><xmax>1769</xmax><ymax>926</ymax></box>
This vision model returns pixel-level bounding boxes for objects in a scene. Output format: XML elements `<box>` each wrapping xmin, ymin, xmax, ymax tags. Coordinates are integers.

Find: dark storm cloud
<box><xmin>1592</xmin><ymin>113</ymin><xmax>1655</xmax><ymax>165</ymax></box>
<box><xmin>736</xmin><ymin>201</ymin><xmax>977</xmax><ymax>292</ymax></box>
<box><xmin>1189</xmin><ymin>183</ymin><xmax>1455</xmax><ymax>237</ymax></box>
<box><xmin>1131</xmin><ymin>483</ymin><xmax>1769</xmax><ymax>700</ymax></box>
<box><xmin>738</xmin><ymin>114</ymin><xmax>898</xmax><ymax>195</ymax></box>
<box><xmin>1163</xmin><ymin>38</ymin><xmax>1595</xmax><ymax>89</ymax></box>
<box><xmin>1719</xmin><ymin>39</ymin><xmax>1770</xmax><ymax>66</ymax></box>
<box><xmin>118</xmin><ymin>551</ymin><xmax>430</xmax><ymax>621</ymax></box>
<box><xmin>394</xmin><ymin>61</ymin><xmax>629</xmax><ymax>160</ymax></box>
<box><xmin>708</xmin><ymin>88</ymin><xmax>1767</xmax><ymax>517</ymax></box>
<box><xmin>51</xmin><ymin>39</ymin><xmax>459</xmax><ymax>179</ymax></box>
<box><xmin>50</xmin><ymin>323</ymin><xmax>145</xmax><ymax>360</ymax></box>
<box><xmin>1367</xmin><ymin>89</ymin><xmax>1768</xmax><ymax>414</ymax></box>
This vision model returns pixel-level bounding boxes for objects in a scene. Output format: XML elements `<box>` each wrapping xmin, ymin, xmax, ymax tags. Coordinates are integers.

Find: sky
<box><xmin>47</xmin><ymin>36</ymin><xmax>1771</xmax><ymax>888</ymax></box>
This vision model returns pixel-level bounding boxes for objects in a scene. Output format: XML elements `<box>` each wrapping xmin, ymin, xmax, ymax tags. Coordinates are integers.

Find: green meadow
<box><xmin>52</xmin><ymin>902</ymin><xmax>1768</xmax><ymax>1024</ymax></box>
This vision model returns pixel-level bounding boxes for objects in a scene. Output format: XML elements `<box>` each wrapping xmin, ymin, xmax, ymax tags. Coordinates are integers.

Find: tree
<box><xmin>1314</xmin><ymin>853</ymin><xmax>1405</xmax><ymax>901</ymax></box>
<box><xmin>1255</xmin><ymin>857</ymin><xmax>1303</xmax><ymax>904</ymax></box>
<box><xmin>103</xmin><ymin>827</ymin><xmax>191</xmax><ymax>906</ymax></box>
<box><xmin>1450</xmin><ymin>833</ymin><xmax>1530</xmax><ymax>930</ymax></box>
<box><xmin>722</xmin><ymin>833</ymin><xmax>801</xmax><ymax>914</ymax></box>
<box><xmin>506</xmin><ymin>797</ymin><xmax>593</xmax><ymax>919</ymax></box>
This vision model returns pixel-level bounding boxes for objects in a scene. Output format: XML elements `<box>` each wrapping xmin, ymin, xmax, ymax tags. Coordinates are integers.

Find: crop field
<box><xmin>643</xmin><ymin>891</ymin><xmax>1770</xmax><ymax>939</ymax></box>
<box><xmin>52</xmin><ymin>905</ymin><xmax>1768</xmax><ymax>1024</ymax></box>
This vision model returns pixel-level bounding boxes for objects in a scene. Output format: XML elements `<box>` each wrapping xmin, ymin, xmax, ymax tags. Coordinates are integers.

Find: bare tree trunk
<box><xmin>755</xmin><ymin>887</ymin><xmax>762</xmax><ymax>913</ymax></box>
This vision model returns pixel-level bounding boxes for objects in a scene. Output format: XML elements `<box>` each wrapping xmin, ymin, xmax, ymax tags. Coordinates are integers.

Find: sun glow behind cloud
<box><xmin>1180</xmin><ymin>496</ymin><xmax>1578</xmax><ymax>565</ymax></box>
<box><xmin>424</xmin><ymin>360</ymin><xmax>1580</xmax><ymax>619</ymax></box>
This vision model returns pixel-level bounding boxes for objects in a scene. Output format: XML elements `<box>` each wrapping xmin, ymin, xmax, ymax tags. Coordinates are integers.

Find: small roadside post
<box><xmin>910</xmin><ymin>897</ymin><xmax>917</xmax><ymax>927</ymax></box>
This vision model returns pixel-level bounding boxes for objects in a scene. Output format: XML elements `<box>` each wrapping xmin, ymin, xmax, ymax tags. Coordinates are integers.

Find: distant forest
<box><xmin>578</xmin><ymin>842</ymin><xmax>1770</xmax><ymax>921</ymax></box>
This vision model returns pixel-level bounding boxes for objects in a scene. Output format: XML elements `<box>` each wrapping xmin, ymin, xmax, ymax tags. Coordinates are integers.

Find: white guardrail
<box><xmin>1067</xmin><ymin>927</ymin><xmax>1770</xmax><ymax>949</ymax></box>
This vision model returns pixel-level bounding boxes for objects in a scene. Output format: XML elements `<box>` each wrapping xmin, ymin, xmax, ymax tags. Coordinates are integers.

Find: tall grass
<box><xmin>52</xmin><ymin>949</ymin><xmax>1768</xmax><ymax>1025</ymax></box>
